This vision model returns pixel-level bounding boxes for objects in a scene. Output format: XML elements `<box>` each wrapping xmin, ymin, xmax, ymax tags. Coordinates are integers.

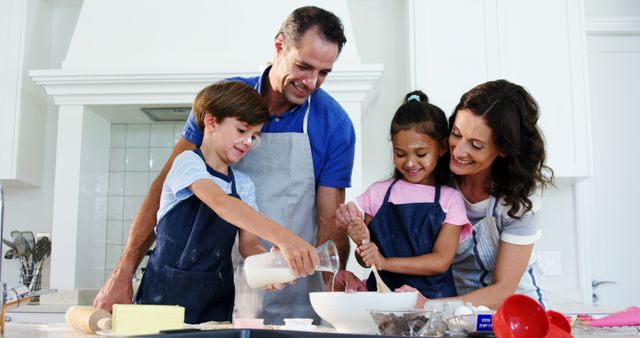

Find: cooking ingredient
<box><xmin>244</xmin><ymin>267</ymin><xmax>297</xmax><ymax>288</ymax></box>
<box><xmin>64</xmin><ymin>305</ymin><xmax>112</xmax><ymax>334</ymax></box>
<box><xmin>112</xmin><ymin>304</ymin><xmax>184</xmax><ymax>335</ymax></box>
<box><xmin>371</xmin><ymin>310</ymin><xmax>429</xmax><ymax>336</ymax></box>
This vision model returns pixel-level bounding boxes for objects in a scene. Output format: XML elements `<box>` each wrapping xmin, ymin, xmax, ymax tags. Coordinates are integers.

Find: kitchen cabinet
<box><xmin>410</xmin><ymin>0</ymin><xmax>591</xmax><ymax>178</ymax></box>
<box><xmin>0</xmin><ymin>0</ymin><xmax>52</xmax><ymax>186</ymax></box>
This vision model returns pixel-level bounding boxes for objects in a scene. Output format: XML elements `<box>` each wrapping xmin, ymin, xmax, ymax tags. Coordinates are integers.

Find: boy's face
<box><xmin>209</xmin><ymin>116</ymin><xmax>263</xmax><ymax>164</ymax></box>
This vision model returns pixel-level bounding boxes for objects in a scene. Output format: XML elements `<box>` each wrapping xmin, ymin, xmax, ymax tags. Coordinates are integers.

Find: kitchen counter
<box><xmin>1</xmin><ymin>324</ymin><xmax>639</xmax><ymax>338</ymax></box>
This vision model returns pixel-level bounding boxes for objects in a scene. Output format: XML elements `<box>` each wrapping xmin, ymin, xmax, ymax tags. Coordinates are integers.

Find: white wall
<box><xmin>1</xmin><ymin>4</ymin><xmax>81</xmax><ymax>287</ymax></box>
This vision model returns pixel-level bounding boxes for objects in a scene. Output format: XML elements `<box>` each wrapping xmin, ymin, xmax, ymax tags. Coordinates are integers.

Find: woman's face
<box><xmin>448</xmin><ymin>109</ymin><xmax>502</xmax><ymax>177</ymax></box>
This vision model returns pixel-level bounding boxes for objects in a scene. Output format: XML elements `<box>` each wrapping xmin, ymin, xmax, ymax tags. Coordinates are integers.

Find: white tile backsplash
<box><xmin>126</xmin><ymin>147</ymin><xmax>150</xmax><ymax>171</ymax></box>
<box><xmin>123</xmin><ymin>195</ymin><xmax>145</xmax><ymax>220</ymax></box>
<box><xmin>109</xmin><ymin>148</ymin><xmax>126</xmax><ymax>171</ymax></box>
<box><xmin>107</xmin><ymin>196</ymin><xmax>124</xmax><ymax>220</ymax></box>
<box><xmin>126</xmin><ymin>124</ymin><xmax>150</xmax><ymax>147</ymax></box>
<box><xmin>149</xmin><ymin>147</ymin><xmax>172</xmax><ymax>171</ymax></box>
<box><xmin>106</xmin><ymin>220</ymin><xmax>123</xmax><ymax>245</ymax></box>
<box><xmin>111</xmin><ymin>124</ymin><xmax>127</xmax><ymax>147</ymax></box>
<box><xmin>104</xmin><ymin>121</ymin><xmax>183</xmax><ymax>281</ymax></box>
<box><xmin>108</xmin><ymin>172</ymin><xmax>125</xmax><ymax>195</ymax></box>
<box><xmin>124</xmin><ymin>172</ymin><xmax>149</xmax><ymax>195</ymax></box>
<box><xmin>151</xmin><ymin>124</ymin><xmax>175</xmax><ymax>147</ymax></box>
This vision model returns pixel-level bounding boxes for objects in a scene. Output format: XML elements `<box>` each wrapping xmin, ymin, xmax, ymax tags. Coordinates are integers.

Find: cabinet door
<box><xmin>495</xmin><ymin>0</ymin><xmax>590</xmax><ymax>177</ymax></box>
<box><xmin>411</xmin><ymin>0</ymin><xmax>590</xmax><ymax>177</ymax></box>
<box><xmin>0</xmin><ymin>0</ymin><xmax>23</xmax><ymax>180</ymax></box>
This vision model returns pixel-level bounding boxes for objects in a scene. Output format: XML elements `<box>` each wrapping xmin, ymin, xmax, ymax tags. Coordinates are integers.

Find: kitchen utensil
<box><xmin>309</xmin><ymin>291</ymin><xmax>418</xmax><ymax>334</ymax></box>
<box><xmin>29</xmin><ymin>236</ymin><xmax>51</xmax><ymax>291</ymax></box>
<box><xmin>65</xmin><ymin>305</ymin><xmax>112</xmax><ymax>334</ymax></box>
<box><xmin>243</xmin><ymin>240</ymin><xmax>339</xmax><ymax>288</ymax></box>
<box><xmin>493</xmin><ymin>294</ymin><xmax>572</xmax><ymax>338</ymax></box>
<box><xmin>359</xmin><ymin>238</ymin><xmax>391</xmax><ymax>293</ymax></box>
<box><xmin>4</xmin><ymin>248</ymin><xmax>17</xmax><ymax>259</ymax></box>
<box><xmin>21</xmin><ymin>231</ymin><xmax>35</xmax><ymax>255</ymax></box>
<box><xmin>2</xmin><ymin>239</ymin><xmax>16</xmax><ymax>249</ymax></box>
<box><xmin>371</xmin><ymin>264</ymin><xmax>391</xmax><ymax>293</ymax></box>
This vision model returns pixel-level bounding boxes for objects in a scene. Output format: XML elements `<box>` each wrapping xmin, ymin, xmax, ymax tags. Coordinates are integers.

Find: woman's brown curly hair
<box><xmin>449</xmin><ymin>79</ymin><xmax>554</xmax><ymax>218</ymax></box>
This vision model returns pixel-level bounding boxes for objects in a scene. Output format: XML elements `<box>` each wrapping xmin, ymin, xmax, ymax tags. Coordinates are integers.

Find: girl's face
<box><xmin>448</xmin><ymin>109</ymin><xmax>502</xmax><ymax>177</ymax></box>
<box><xmin>206</xmin><ymin>115</ymin><xmax>262</xmax><ymax>164</ymax></box>
<box><xmin>392</xmin><ymin>128</ymin><xmax>445</xmax><ymax>185</ymax></box>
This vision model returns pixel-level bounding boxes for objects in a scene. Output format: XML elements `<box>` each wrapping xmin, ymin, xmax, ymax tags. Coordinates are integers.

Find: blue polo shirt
<box><xmin>181</xmin><ymin>67</ymin><xmax>355</xmax><ymax>189</ymax></box>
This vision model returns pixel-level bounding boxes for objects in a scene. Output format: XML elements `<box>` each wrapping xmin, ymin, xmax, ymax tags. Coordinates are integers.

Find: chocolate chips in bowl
<box><xmin>370</xmin><ymin>309</ymin><xmax>433</xmax><ymax>336</ymax></box>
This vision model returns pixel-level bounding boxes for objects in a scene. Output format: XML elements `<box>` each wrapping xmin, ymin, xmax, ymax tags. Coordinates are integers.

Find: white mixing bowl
<box><xmin>309</xmin><ymin>291</ymin><xmax>418</xmax><ymax>334</ymax></box>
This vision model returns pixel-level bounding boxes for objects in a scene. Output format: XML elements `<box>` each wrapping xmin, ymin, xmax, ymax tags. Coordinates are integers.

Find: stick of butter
<box><xmin>112</xmin><ymin>304</ymin><xmax>185</xmax><ymax>335</ymax></box>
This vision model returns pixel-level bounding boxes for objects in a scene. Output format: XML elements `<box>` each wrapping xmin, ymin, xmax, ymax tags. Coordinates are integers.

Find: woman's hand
<box><xmin>396</xmin><ymin>285</ymin><xmax>428</xmax><ymax>309</ymax></box>
<box><xmin>357</xmin><ymin>242</ymin><xmax>386</xmax><ymax>270</ymax></box>
<box><xmin>347</xmin><ymin>218</ymin><xmax>370</xmax><ymax>245</ymax></box>
<box><xmin>336</xmin><ymin>202</ymin><xmax>363</xmax><ymax>230</ymax></box>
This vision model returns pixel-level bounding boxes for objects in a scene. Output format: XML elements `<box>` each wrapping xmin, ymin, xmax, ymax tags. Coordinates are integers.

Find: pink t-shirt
<box><xmin>356</xmin><ymin>179</ymin><xmax>472</xmax><ymax>242</ymax></box>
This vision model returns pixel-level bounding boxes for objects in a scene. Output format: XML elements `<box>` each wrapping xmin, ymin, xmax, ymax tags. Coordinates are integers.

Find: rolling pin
<box><xmin>65</xmin><ymin>305</ymin><xmax>112</xmax><ymax>334</ymax></box>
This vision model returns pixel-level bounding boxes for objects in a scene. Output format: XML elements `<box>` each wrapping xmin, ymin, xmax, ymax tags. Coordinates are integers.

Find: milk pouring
<box><xmin>244</xmin><ymin>240</ymin><xmax>339</xmax><ymax>288</ymax></box>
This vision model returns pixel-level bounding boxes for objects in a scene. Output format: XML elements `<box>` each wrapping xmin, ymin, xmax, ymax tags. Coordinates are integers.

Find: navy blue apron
<box><xmin>366</xmin><ymin>179</ymin><xmax>457</xmax><ymax>298</ymax></box>
<box><xmin>135</xmin><ymin>148</ymin><xmax>238</xmax><ymax>324</ymax></box>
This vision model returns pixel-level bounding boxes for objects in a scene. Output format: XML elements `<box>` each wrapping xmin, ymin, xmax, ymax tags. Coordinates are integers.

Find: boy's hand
<box><xmin>347</xmin><ymin>218</ymin><xmax>370</xmax><ymax>245</ymax></box>
<box><xmin>336</xmin><ymin>202</ymin><xmax>363</xmax><ymax>230</ymax></box>
<box><xmin>264</xmin><ymin>279</ymin><xmax>295</xmax><ymax>291</ymax></box>
<box><xmin>356</xmin><ymin>242</ymin><xmax>386</xmax><ymax>270</ymax></box>
<box><xmin>277</xmin><ymin>237</ymin><xmax>319</xmax><ymax>277</ymax></box>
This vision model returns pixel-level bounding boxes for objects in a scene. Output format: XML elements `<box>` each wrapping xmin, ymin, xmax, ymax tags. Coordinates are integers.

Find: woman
<box><xmin>439</xmin><ymin>79</ymin><xmax>554</xmax><ymax>309</ymax></box>
<box><xmin>338</xmin><ymin>79</ymin><xmax>554</xmax><ymax>309</ymax></box>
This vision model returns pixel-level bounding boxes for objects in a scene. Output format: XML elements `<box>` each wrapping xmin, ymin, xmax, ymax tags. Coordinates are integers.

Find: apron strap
<box><xmin>382</xmin><ymin>179</ymin><xmax>401</xmax><ymax>203</ymax></box>
<box><xmin>434</xmin><ymin>185</ymin><xmax>441</xmax><ymax>204</ymax></box>
<box><xmin>302</xmin><ymin>97</ymin><xmax>311</xmax><ymax>134</ymax></box>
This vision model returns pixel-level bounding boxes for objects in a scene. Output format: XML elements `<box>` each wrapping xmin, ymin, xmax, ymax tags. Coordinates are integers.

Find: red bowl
<box><xmin>493</xmin><ymin>294</ymin><xmax>549</xmax><ymax>338</ymax></box>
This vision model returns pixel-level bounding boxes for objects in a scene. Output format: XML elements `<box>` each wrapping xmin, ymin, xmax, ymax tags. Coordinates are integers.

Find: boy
<box><xmin>135</xmin><ymin>81</ymin><xmax>318</xmax><ymax>324</ymax></box>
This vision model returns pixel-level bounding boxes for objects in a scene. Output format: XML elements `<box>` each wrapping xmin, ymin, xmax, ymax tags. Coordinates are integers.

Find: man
<box><xmin>94</xmin><ymin>6</ymin><xmax>363</xmax><ymax>324</ymax></box>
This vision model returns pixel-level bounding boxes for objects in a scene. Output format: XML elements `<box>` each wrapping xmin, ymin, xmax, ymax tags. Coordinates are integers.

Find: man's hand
<box><xmin>93</xmin><ymin>268</ymin><xmax>134</xmax><ymax>312</ymax></box>
<box><xmin>327</xmin><ymin>270</ymin><xmax>367</xmax><ymax>292</ymax></box>
<box><xmin>335</xmin><ymin>202</ymin><xmax>362</xmax><ymax>230</ymax></box>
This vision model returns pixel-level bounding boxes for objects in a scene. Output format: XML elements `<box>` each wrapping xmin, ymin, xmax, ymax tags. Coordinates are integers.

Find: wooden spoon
<box><xmin>359</xmin><ymin>239</ymin><xmax>391</xmax><ymax>293</ymax></box>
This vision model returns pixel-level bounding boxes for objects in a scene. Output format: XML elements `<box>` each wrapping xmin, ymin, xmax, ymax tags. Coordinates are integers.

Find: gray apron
<box><xmin>233</xmin><ymin>99</ymin><xmax>323</xmax><ymax>324</ymax></box>
<box><xmin>452</xmin><ymin>196</ymin><xmax>548</xmax><ymax>307</ymax></box>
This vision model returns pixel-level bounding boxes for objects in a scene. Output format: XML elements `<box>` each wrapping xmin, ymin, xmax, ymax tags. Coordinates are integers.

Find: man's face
<box><xmin>271</xmin><ymin>27</ymin><xmax>339</xmax><ymax>105</ymax></box>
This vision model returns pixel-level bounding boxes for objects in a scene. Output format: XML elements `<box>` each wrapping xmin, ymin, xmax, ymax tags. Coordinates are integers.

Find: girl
<box><xmin>338</xmin><ymin>91</ymin><xmax>470</xmax><ymax>298</ymax></box>
<box><xmin>135</xmin><ymin>81</ymin><xmax>318</xmax><ymax>323</ymax></box>
<box><xmin>397</xmin><ymin>79</ymin><xmax>554</xmax><ymax>310</ymax></box>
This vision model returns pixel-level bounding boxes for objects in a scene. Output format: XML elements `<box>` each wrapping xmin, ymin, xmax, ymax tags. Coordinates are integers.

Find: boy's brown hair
<box><xmin>193</xmin><ymin>81</ymin><xmax>269</xmax><ymax>131</ymax></box>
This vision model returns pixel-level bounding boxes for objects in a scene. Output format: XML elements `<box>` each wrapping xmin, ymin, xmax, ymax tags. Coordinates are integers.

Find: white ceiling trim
<box><xmin>30</xmin><ymin>66</ymin><xmax>384</xmax><ymax>107</ymax></box>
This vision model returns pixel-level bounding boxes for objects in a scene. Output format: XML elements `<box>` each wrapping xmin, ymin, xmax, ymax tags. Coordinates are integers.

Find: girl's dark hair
<box><xmin>449</xmin><ymin>79</ymin><xmax>554</xmax><ymax>218</ymax></box>
<box><xmin>390</xmin><ymin>90</ymin><xmax>450</xmax><ymax>185</ymax></box>
<box><xmin>193</xmin><ymin>81</ymin><xmax>269</xmax><ymax>131</ymax></box>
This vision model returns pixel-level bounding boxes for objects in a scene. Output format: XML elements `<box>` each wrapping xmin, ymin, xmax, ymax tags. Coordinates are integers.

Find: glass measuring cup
<box><xmin>243</xmin><ymin>240</ymin><xmax>339</xmax><ymax>288</ymax></box>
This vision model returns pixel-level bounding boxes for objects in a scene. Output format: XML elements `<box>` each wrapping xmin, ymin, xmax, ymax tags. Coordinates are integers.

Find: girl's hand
<box><xmin>277</xmin><ymin>236</ymin><xmax>319</xmax><ymax>277</ymax></box>
<box><xmin>347</xmin><ymin>218</ymin><xmax>370</xmax><ymax>245</ymax></box>
<box><xmin>356</xmin><ymin>242</ymin><xmax>386</xmax><ymax>270</ymax></box>
<box><xmin>396</xmin><ymin>285</ymin><xmax>428</xmax><ymax>309</ymax></box>
<box><xmin>336</xmin><ymin>202</ymin><xmax>363</xmax><ymax>230</ymax></box>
